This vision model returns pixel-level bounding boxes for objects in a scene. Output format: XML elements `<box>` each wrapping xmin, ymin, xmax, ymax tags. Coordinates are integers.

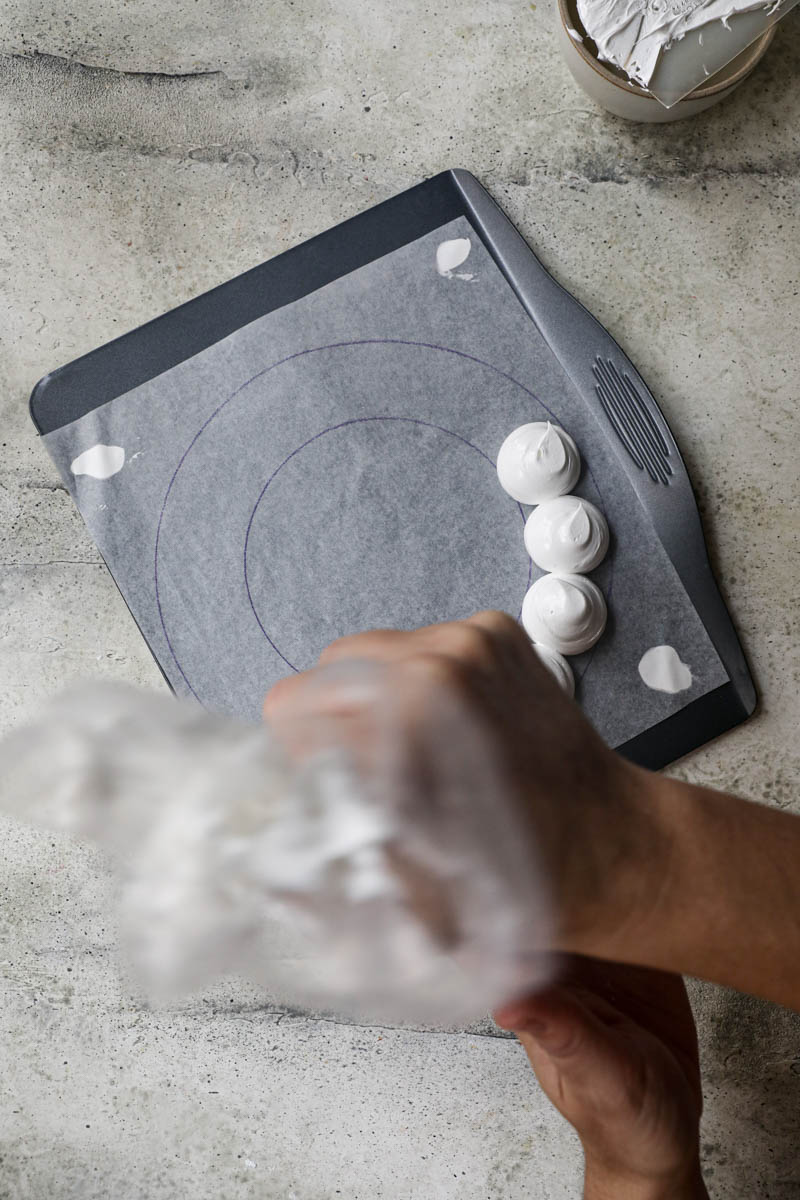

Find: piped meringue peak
<box><xmin>497</xmin><ymin>420</ymin><xmax>611</xmax><ymax>670</ymax></box>
<box><xmin>524</xmin><ymin>495</ymin><xmax>610</xmax><ymax>575</ymax></box>
<box><xmin>521</xmin><ymin>574</ymin><xmax>608</xmax><ymax>656</ymax></box>
<box><xmin>496</xmin><ymin>422</ymin><xmax>581</xmax><ymax>505</ymax></box>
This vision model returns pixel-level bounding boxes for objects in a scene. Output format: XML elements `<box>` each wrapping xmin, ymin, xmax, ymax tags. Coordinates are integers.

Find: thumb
<box><xmin>496</xmin><ymin>988</ymin><xmax>632</xmax><ymax>1087</ymax></box>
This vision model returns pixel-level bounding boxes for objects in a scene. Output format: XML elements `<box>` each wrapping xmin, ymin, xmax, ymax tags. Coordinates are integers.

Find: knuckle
<box><xmin>404</xmin><ymin>651</ymin><xmax>465</xmax><ymax>694</ymax></box>
<box><xmin>442</xmin><ymin>622</ymin><xmax>495</xmax><ymax>664</ymax></box>
<box><xmin>318</xmin><ymin>629</ymin><xmax>401</xmax><ymax>666</ymax></box>
<box><xmin>262</xmin><ymin>676</ymin><xmax>295</xmax><ymax>720</ymax></box>
<box><xmin>473</xmin><ymin>609</ymin><xmax>517</xmax><ymax>634</ymax></box>
<box><xmin>472</xmin><ymin>609</ymin><xmax>528</xmax><ymax>648</ymax></box>
<box><xmin>318</xmin><ymin>634</ymin><xmax>358</xmax><ymax>665</ymax></box>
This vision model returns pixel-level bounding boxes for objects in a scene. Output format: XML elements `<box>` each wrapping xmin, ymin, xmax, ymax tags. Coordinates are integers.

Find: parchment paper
<box><xmin>42</xmin><ymin>216</ymin><xmax>728</xmax><ymax>748</ymax></box>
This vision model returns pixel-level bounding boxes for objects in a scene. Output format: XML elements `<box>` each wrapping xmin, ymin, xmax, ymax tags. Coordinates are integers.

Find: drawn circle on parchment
<box><xmin>154</xmin><ymin>339</ymin><xmax>612</xmax><ymax>706</ymax></box>
<box><xmin>242</xmin><ymin>416</ymin><xmax>532</xmax><ymax>673</ymax></box>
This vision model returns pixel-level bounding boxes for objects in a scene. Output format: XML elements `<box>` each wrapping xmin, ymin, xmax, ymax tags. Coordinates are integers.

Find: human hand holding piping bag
<box><xmin>263</xmin><ymin>610</ymin><xmax>644</xmax><ymax>967</ymax></box>
<box><xmin>264</xmin><ymin>609</ymin><xmax>800</xmax><ymax>1011</ymax></box>
<box><xmin>265</xmin><ymin>610</ymin><xmax>800</xmax><ymax>1196</ymax></box>
<box><xmin>264</xmin><ymin>613</ymin><xmax>708</xmax><ymax>1196</ymax></box>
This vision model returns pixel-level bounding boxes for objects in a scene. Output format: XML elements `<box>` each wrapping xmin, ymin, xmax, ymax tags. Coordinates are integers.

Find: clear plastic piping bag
<box><xmin>0</xmin><ymin>668</ymin><xmax>553</xmax><ymax>1024</ymax></box>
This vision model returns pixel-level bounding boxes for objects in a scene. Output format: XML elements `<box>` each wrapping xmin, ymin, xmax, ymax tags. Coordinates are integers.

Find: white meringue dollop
<box><xmin>531</xmin><ymin>643</ymin><xmax>575</xmax><ymax>697</ymax></box>
<box><xmin>524</xmin><ymin>495</ymin><xmax>610</xmax><ymax>575</ymax></box>
<box><xmin>436</xmin><ymin>237</ymin><xmax>472</xmax><ymax>277</ymax></box>
<box><xmin>521</xmin><ymin>574</ymin><xmax>607</xmax><ymax>656</ymax></box>
<box><xmin>496</xmin><ymin>422</ymin><xmax>581</xmax><ymax>505</ymax></box>
<box><xmin>638</xmin><ymin>645</ymin><xmax>693</xmax><ymax>694</ymax></box>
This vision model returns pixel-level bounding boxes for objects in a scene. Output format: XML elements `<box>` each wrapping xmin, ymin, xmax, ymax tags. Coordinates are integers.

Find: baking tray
<box><xmin>29</xmin><ymin>169</ymin><xmax>756</xmax><ymax>769</ymax></box>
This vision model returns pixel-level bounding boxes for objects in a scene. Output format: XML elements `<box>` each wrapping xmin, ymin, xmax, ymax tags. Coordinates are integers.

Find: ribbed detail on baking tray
<box><xmin>593</xmin><ymin>357</ymin><xmax>673</xmax><ymax>485</ymax></box>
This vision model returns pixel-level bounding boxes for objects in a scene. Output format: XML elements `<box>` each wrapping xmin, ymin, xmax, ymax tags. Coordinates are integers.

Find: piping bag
<box><xmin>0</xmin><ymin>668</ymin><xmax>553</xmax><ymax>1024</ymax></box>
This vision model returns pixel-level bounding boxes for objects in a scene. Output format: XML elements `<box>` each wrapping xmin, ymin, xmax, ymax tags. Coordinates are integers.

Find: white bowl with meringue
<box><xmin>556</xmin><ymin>0</ymin><xmax>776</xmax><ymax>123</ymax></box>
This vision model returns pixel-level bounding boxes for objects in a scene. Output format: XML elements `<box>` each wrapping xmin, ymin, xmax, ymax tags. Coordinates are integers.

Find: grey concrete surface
<box><xmin>1</xmin><ymin>2</ymin><xmax>800</xmax><ymax>1197</ymax></box>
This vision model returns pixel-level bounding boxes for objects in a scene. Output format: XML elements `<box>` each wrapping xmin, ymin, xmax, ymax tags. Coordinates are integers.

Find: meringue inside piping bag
<box><xmin>0</xmin><ymin>673</ymin><xmax>553</xmax><ymax>1024</ymax></box>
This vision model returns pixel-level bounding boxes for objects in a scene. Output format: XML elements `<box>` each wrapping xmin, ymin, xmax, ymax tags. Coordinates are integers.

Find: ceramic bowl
<box><xmin>556</xmin><ymin>0</ymin><xmax>776</xmax><ymax>123</ymax></box>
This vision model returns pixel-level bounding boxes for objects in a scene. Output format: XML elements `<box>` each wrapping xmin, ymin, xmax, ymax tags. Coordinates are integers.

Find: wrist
<box><xmin>583</xmin><ymin>1158</ymin><xmax>709</xmax><ymax>1200</ymax></box>
<box><xmin>557</xmin><ymin>758</ymin><xmax>680</xmax><ymax>961</ymax></box>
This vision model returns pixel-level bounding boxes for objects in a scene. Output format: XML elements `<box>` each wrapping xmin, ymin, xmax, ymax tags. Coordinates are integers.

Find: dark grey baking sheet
<box><xmin>41</xmin><ymin>215</ymin><xmax>728</xmax><ymax>747</ymax></box>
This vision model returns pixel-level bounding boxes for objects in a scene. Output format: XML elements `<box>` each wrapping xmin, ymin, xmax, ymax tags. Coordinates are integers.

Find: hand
<box><xmin>264</xmin><ymin>612</ymin><xmax>661</xmax><ymax>958</ymax></box>
<box><xmin>495</xmin><ymin>956</ymin><xmax>708</xmax><ymax>1200</ymax></box>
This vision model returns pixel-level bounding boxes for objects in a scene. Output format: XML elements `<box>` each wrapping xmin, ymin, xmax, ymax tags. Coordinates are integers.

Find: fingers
<box><xmin>261</xmin><ymin>607</ymin><xmax>558</xmax><ymax>773</ymax></box>
<box><xmin>464</xmin><ymin>609</ymin><xmax>531</xmax><ymax>650</ymax></box>
<box><xmin>494</xmin><ymin>989</ymin><xmax>580</xmax><ymax>1048</ymax></box>
<box><xmin>317</xmin><ymin>629</ymin><xmax>411</xmax><ymax>667</ymax></box>
<box><xmin>263</xmin><ymin>659</ymin><xmax>387</xmax><ymax>726</ymax></box>
<box><xmin>262</xmin><ymin>673</ymin><xmax>303</xmax><ymax>721</ymax></box>
<box><xmin>263</xmin><ymin>609</ymin><xmax>556</xmax><ymax>741</ymax></box>
<box><xmin>265</xmin><ymin>610</ymin><xmax>538</xmax><ymax>710</ymax></box>
<box><xmin>317</xmin><ymin>611</ymin><xmax>534</xmax><ymax>672</ymax></box>
<box><xmin>547</xmin><ymin>956</ymin><xmax>699</xmax><ymax>1077</ymax></box>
